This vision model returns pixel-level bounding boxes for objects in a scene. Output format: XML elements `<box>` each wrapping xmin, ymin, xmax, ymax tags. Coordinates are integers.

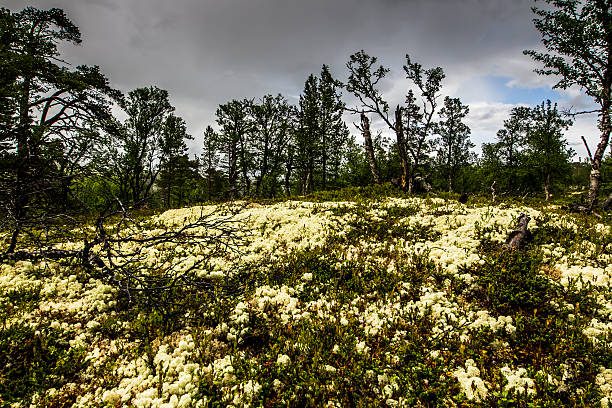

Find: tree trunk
<box><xmin>361</xmin><ymin>113</ymin><xmax>382</xmax><ymax>184</ymax></box>
<box><xmin>9</xmin><ymin>74</ymin><xmax>33</xmax><ymax>253</ymax></box>
<box><xmin>166</xmin><ymin>161</ymin><xmax>172</xmax><ymax>207</ymax></box>
<box><xmin>544</xmin><ymin>173</ymin><xmax>550</xmax><ymax>201</ymax></box>
<box><xmin>508</xmin><ymin>145</ymin><xmax>514</xmax><ymax>194</ymax></box>
<box><xmin>588</xmin><ymin>107</ymin><xmax>611</xmax><ymax>210</ymax></box>
<box><xmin>394</xmin><ymin>106</ymin><xmax>409</xmax><ymax>189</ymax></box>
<box><xmin>407</xmin><ymin>165</ymin><xmax>415</xmax><ymax>194</ymax></box>
<box><xmin>588</xmin><ymin>40</ymin><xmax>612</xmax><ymax>210</ymax></box>
<box><xmin>305</xmin><ymin>169</ymin><xmax>312</xmax><ymax>194</ymax></box>
<box><xmin>255</xmin><ymin>178</ymin><xmax>262</xmax><ymax>198</ymax></box>
<box><xmin>228</xmin><ymin>147</ymin><xmax>238</xmax><ymax>200</ymax></box>
<box><xmin>447</xmin><ymin>138</ymin><xmax>453</xmax><ymax>193</ymax></box>
<box><xmin>207</xmin><ymin>167</ymin><xmax>212</xmax><ymax>202</ymax></box>
<box><xmin>307</xmin><ymin>155</ymin><xmax>314</xmax><ymax>194</ymax></box>
<box><xmin>238</xmin><ymin>134</ymin><xmax>250</xmax><ymax>196</ymax></box>
<box><xmin>256</xmin><ymin>135</ymin><xmax>270</xmax><ymax>198</ymax></box>
<box><xmin>285</xmin><ymin>149</ymin><xmax>293</xmax><ymax>197</ymax></box>
<box><xmin>322</xmin><ymin>124</ymin><xmax>327</xmax><ymax>191</ymax></box>
<box><xmin>242</xmin><ymin>170</ymin><xmax>250</xmax><ymax>196</ymax></box>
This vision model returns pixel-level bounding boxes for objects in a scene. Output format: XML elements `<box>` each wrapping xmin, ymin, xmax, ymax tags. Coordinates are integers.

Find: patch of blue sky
<box><xmin>456</xmin><ymin>75</ymin><xmax>562</xmax><ymax>106</ymax></box>
<box><xmin>492</xmin><ymin>76</ymin><xmax>562</xmax><ymax>105</ymax></box>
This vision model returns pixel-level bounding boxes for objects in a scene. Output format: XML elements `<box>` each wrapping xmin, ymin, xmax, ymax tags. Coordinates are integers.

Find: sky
<box><xmin>6</xmin><ymin>0</ymin><xmax>602</xmax><ymax>160</ymax></box>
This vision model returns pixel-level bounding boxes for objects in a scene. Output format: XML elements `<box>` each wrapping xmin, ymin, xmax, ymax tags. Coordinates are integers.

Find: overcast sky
<box><xmin>7</xmin><ymin>0</ymin><xmax>601</xmax><ymax>159</ymax></box>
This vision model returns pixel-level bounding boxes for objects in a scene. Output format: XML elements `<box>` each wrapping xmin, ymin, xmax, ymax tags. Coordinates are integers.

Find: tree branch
<box><xmin>581</xmin><ymin>135</ymin><xmax>594</xmax><ymax>164</ymax></box>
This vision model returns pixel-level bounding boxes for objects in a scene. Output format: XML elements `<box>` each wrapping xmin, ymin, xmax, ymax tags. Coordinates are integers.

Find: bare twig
<box><xmin>581</xmin><ymin>136</ymin><xmax>594</xmax><ymax>165</ymax></box>
<box><xmin>1</xmin><ymin>202</ymin><xmax>250</xmax><ymax>313</ymax></box>
<box><xmin>563</xmin><ymin>108</ymin><xmax>600</xmax><ymax>117</ymax></box>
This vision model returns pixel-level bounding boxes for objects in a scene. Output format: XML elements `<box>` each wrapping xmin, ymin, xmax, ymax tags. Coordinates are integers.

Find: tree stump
<box><xmin>503</xmin><ymin>214</ymin><xmax>531</xmax><ymax>250</ymax></box>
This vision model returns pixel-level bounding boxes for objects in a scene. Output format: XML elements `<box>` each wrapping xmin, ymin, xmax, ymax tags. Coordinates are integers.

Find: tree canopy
<box><xmin>525</xmin><ymin>0</ymin><xmax>612</xmax><ymax>209</ymax></box>
<box><xmin>0</xmin><ymin>6</ymin><xmax>116</xmax><ymax>251</ymax></box>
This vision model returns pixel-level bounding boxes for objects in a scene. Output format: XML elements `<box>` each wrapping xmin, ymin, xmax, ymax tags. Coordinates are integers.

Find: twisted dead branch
<box><xmin>1</xmin><ymin>200</ymin><xmax>250</xmax><ymax>312</ymax></box>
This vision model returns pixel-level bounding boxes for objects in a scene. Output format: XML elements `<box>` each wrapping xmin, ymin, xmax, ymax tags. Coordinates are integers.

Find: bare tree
<box><xmin>357</xmin><ymin>113</ymin><xmax>382</xmax><ymax>184</ymax></box>
<box><xmin>346</xmin><ymin>51</ymin><xmax>444</xmax><ymax>191</ymax></box>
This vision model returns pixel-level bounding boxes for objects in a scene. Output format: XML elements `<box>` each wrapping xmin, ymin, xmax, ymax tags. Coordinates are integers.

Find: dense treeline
<box><xmin>0</xmin><ymin>4</ymin><xmax>611</xmax><ymax>231</ymax></box>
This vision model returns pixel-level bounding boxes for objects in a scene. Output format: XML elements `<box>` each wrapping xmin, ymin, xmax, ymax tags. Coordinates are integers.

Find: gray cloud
<box><xmin>5</xmin><ymin>0</ymin><xmax>597</xmax><ymax>158</ymax></box>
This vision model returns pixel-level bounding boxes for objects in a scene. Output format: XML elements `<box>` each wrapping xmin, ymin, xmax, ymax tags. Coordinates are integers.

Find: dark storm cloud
<box><xmin>8</xmin><ymin>0</ymin><xmax>594</xmax><ymax>156</ymax></box>
<box><xmin>6</xmin><ymin>0</ymin><xmax>541</xmax><ymax>90</ymax></box>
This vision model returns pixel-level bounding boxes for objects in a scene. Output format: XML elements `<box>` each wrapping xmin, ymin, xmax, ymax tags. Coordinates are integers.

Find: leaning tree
<box><xmin>0</xmin><ymin>7</ymin><xmax>117</xmax><ymax>253</ymax></box>
<box><xmin>0</xmin><ymin>8</ymin><xmax>248</xmax><ymax>316</ymax></box>
<box><xmin>525</xmin><ymin>0</ymin><xmax>612</xmax><ymax>210</ymax></box>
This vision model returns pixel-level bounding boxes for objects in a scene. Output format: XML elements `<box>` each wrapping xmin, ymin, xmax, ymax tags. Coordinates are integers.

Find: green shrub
<box><xmin>0</xmin><ymin>323</ymin><xmax>86</xmax><ymax>406</ymax></box>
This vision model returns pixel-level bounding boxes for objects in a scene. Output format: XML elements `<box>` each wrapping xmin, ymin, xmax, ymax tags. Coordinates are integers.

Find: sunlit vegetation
<box><xmin>3</xmin><ymin>1</ymin><xmax>612</xmax><ymax>407</ymax></box>
<box><xmin>1</xmin><ymin>189</ymin><xmax>611</xmax><ymax>407</ymax></box>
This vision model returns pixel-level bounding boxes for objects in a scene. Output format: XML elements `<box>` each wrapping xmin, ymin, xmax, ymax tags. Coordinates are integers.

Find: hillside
<box><xmin>2</xmin><ymin>194</ymin><xmax>612</xmax><ymax>407</ymax></box>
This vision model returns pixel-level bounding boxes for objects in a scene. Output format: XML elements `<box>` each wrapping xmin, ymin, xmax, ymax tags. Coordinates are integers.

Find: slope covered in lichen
<box><xmin>2</xmin><ymin>193</ymin><xmax>612</xmax><ymax>407</ymax></box>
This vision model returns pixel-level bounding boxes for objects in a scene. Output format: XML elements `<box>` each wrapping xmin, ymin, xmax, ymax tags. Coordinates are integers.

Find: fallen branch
<box><xmin>1</xmin><ymin>202</ymin><xmax>249</xmax><ymax>312</ymax></box>
<box><xmin>565</xmin><ymin>203</ymin><xmax>602</xmax><ymax>219</ymax></box>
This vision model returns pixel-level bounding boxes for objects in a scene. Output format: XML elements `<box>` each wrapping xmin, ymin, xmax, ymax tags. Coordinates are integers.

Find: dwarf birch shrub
<box><xmin>0</xmin><ymin>323</ymin><xmax>87</xmax><ymax>406</ymax></box>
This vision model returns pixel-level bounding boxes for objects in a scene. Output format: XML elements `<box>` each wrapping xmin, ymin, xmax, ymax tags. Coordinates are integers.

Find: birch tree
<box><xmin>525</xmin><ymin>0</ymin><xmax>612</xmax><ymax>210</ymax></box>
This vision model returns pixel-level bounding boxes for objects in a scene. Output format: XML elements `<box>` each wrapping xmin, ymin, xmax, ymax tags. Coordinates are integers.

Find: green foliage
<box><xmin>0</xmin><ymin>6</ymin><xmax>116</xmax><ymax>252</ymax></box>
<box><xmin>302</xmin><ymin>182</ymin><xmax>410</xmax><ymax>202</ymax></box>
<box><xmin>525</xmin><ymin>0</ymin><xmax>612</xmax><ymax>208</ymax></box>
<box><xmin>524</xmin><ymin>100</ymin><xmax>574</xmax><ymax>199</ymax></box>
<box><xmin>199</xmin><ymin>126</ymin><xmax>229</xmax><ymax>202</ymax></box>
<box><xmin>0</xmin><ymin>323</ymin><xmax>87</xmax><ymax>406</ymax></box>
<box><xmin>480</xmin><ymin>106</ymin><xmax>531</xmax><ymax>194</ymax></box>
<box><xmin>101</xmin><ymin>86</ymin><xmax>176</xmax><ymax>207</ymax></box>
<box><xmin>216</xmin><ymin>99</ymin><xmax>254</xmax><ymax>199</ymax></box>
<box><xmin>434</xmin><ymin>96</ymin><xmax>474</xmax><ymax>192</ymax></box>
<box><xmin>157</xmin><ymin>114</ymin><xmax>197</xmax><ymax>207</ymax></box>
<box><xmin>401</xmin><ymin>55</ymin><xmax>445</xmax><ymax>191</ymax></box>
<box><xmin>3</xmin><ymin>4</ymin><xmax>612</xmax><ymax>407</ymax></box>
<box><xmin>471</xmin><ymin>246</ymin><xmax>554</xmax><ymax>316</ymax></box>
<box><xmin>525</xmin><ymin>0</ymin><xmax>612</xmax><ymax>100</ymax></box>
<box><xmin>462</xmin><ymin>234</ymin><xmax>605</xmax><ymax>405</ymax></box>
<box><xmin>73</xmin><ymin>175</ymin><xmax>121</xmax><ymax>212</ymax></box>
<box><xmin>251</xmin><ymin>94</ymin><xmax>295</xmax><ymax>198</ymax></box>
<box><xmin>480</xmin><ymin>101</ymin><xmax>575</xmax><ymax>199</ymax></box>
<box><xmin>294</xmin><ymin>66</ymin><xmax>349</xmax><ymax>195</ymax></box>
<box><xmin>318</xmin><ymin>65</ymin><xmax>350</xmax><ymax>191</ymax></box>
<box><xmin>334</xmin><ymin>205</ymin><xmax>440</xmax><ymax>246</ymax></box>
<box><xmin>0</xmin><ymin>280</ymin><xmax>41</xmax><ymax>325</ymax></box>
